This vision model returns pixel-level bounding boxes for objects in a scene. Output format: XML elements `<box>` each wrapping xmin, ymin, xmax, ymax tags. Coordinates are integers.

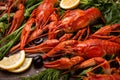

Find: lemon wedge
<box><xmin>8</xmin><ymin>58</ymin><xmax>32</xmax><ymax>73</ymax></box>
<box><xmin>60</xmin><ymin>0</ymin><xmax>80</xmax><ymax>9</ymax></box>
<box><xmin>0</xmin><ymin>50</ymin><xmax>25</xmax><ymax>70</ymax></box>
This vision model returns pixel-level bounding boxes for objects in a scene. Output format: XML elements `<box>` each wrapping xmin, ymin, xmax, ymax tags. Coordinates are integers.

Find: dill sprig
<box><xmin>20</xmin><ymin>69</ymin><xmax>61</xmax><ymax>80</ymax></box>
<box><xmin>0</xmin><ymin>13</ymin><xmax>14</xmax><ymax>22</ymax></box>
<box><xmin>0</xmin><ymin>24</ymin><xmax>25</xmax><ymax>59</ymax></box>
<box><xmin>0</xmin><ymin>24</ymin><xmax>24</xmax><ymax>45</ymax></box>
<box><xmin>103</xmin><ymin>0</ymin><xmax>120</xmax><ymax>24</ymax></box>
<box><xmin>25</xmin><ymin>0</ymin><xmax>43</xmax><ymax>8</ymax></box>
<box><xmin>60</xmin><ymin>73</ymin><xmax>70</xmax><ymax>80</ymax></box>
<box><xmin>0</xmin><ymin>30</ymin><xmax>21</xmax><ymax>59</ymax></box>
<box><xmin>20</xmin><ymin>68</ymin><xmax>70</xmax><ymax>80</ymax></box>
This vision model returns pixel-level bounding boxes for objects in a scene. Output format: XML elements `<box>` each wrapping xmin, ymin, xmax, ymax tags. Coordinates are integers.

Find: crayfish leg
<box><xmin>74</xmin><ymin>57</ymin><xmax>111</xmax><ymax>74</ymax></box>
<box><xmin>90</xmin><ymin>24</ymin><xmax>120</xmax><ymax>44</ymax></box>
<box><xmin>59</xmin><ymin>33</ymin><xmax>73</xmax><ymax>42</ymax></box>
<box><xmin>72</xmin><ymin>27</ymin><xmax>90</xmax><ymax>40</ymax></box>
<box><xmin>92</xmin><ymin>24</ymin><xmax>120</xmax><ymax>36</ymax></box>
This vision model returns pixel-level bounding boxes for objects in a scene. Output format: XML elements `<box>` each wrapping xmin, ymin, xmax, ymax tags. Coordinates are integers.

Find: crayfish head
<box><xmin>73</xmin><ymin>43</ymin><xmax>87</xmax><ymax>57</ymax></box>
<box><xmin>83</xmin><ymin>45</ymin><xmax>106</xmax><ymax>59</ymax></box>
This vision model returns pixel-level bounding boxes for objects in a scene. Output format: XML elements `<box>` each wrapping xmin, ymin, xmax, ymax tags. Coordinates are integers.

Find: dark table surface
<box><xmin>0</xmin><ymin>64</ymin><xmax>43</xmax><ymax>80</ymax></box>
<box><xmin>0</xmin><ymin>64</ymin><xmax>76</xmax><ymax>80</ymax></box>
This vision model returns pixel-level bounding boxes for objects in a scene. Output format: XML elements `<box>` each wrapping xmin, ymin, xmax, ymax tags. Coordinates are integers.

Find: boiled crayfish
<box><xmin>9</xmin><ymin>0</ymin><xmax>58</xmax><ymax>51</ymax></box>
<box><xmin>10</xmin><ymin>7</ymin><xmax>105</xmax><ymax>53</ymax></box>
<box><xmin>43</xmin><ymin>24</ymin><xmax>120</xmax><ymax>70</ymax></box>
<box><xmin>48</xmin><ymin>7</ymin><xmax>105</xmax><ymax>40</ymax></box>
<box><xmin>20</xmin><ymin>0</ymin><xmax>58</xmax><ymax>49</ymax></box>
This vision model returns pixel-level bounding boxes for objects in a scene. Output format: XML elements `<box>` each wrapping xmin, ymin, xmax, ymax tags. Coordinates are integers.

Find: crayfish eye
<box><xmin>33</xmin><ymin>38</ymin><xmax>44</xmax><ymax>45</ymax></box>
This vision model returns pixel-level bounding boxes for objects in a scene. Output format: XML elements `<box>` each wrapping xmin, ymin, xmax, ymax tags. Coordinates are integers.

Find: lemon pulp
<box><xmin>0</xmin><ymin>50</ymin><xmax>25</xmax><ymax>70</ymax></box>
<box><xmin>60</xmin><ymin>0</ymin><xmax>80</xmax><ymax>9</ymax></box>
<box><xmin>9</xmin><ymin>58</ymin><xmax>32</xmax><ymax>73</ymax></box>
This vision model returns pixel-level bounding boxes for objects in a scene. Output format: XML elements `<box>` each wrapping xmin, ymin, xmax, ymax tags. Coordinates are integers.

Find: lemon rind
<box><xmin>0</xmin><ymin>50</ymin><xmax>25</xmax><ymax>70</ymax></box>
<box><xmin>8</xmin><ymin>58</ymin><xmax>32</xmax><ymax>73</ymax></box>
<box><xmin>60</xmin><ymin>0</ymin><xmax>80</xmax><ymax>9</ymax></box>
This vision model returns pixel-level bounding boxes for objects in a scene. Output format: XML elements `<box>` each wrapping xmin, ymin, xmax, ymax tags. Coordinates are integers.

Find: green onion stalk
<box><xmin>0</xmin><ymin>13</ymin><xmax>14</xmax><ymax>22</ymax></box>
<box><xmin>0</xmin><ymin>22</ymin><xmax>8</xmax><ymax>34</ymax></box>
<box><xmin>25</xmin><ymin>0</ymin><xmax>43</xmax><ymax>8</ymax></box>
<box><xmin>0</xmin><ymin>29</ymin><xmax>21</xmax><ymax>60</ymax></box>
<box><xmin>24</xmin><ymin>2</ymin><xmax>42</xmax><ymax>18</ymax></box>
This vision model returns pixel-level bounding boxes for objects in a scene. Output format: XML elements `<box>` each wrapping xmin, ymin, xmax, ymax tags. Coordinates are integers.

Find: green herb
<box><xmin>79</xmin><ymin>67</ymin><xmax>92</xmax><ymax>76</ymax></box>
<box><xmin>78</xmin><ymin>0</ymin><xmax>95</xmax><ymax>9</ymax></box>
<box><xmin>0</xmin><ymin>24</ymin><xmax>24</xmax><ymax>45</ymax></box>
<box><xmin>0</xmin><ymin>29</ymin><xmax>21</xmax><ymax>59</ymax></box>
<box><xmin>20</xmin><ymin>68</ymin><xmax>70</xmax><ymax>80</ymax></box>
<box><xmin>0</xmin><ymin>22</ymin><xmax>8</xmax><ymax>34</ymax></box>
<box><xmin>25</xmin><ymin>0</ymin><xmax>43</xmax><ymax>8</ymax></box>
<box><xmin>58</xmin><ymin>7</ymin><xmax>66</xmax><ymax>16</ymax></box>
<box><xmin>60</xmin><ymin>73</ymin><xmax>70</xmax><ymax>80</ymax></box>
<box><xmin>0</xmin><ymin>23</ymin><xmax>25</xmax><ymax>59</ymax></box>
<box><xmin>103</xmin><ymin>1</ymin><xmax>120</xmax><ymax>24</ymax></box>
<box><xmin>24</xmin><ymin>2</ymin><xmax>42</xmax><ymax>18</ymax></box>
<box><xmin>0</xmin><ymin>13</ymin><xmax>14</xmax><ymax>22</ymax></box>
<box><xmin>103</xmin><ymin>54</ymin><xmax>115</xmax><ymax>60</ymax></box>
<box><xmin>20</xmin><ymin>69</ymin><xmax>61</xmax><ymax>80</ymax></box>
<box><xmin>77</xmin><ymin>78</ymin><xmax>83</xmax><ymax>80</ymax></box>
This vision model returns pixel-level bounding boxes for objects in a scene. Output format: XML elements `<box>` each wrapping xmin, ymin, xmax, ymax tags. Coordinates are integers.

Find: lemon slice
<box><xmin>9</xmin><ymin>58</ymin><xmax>32</xmax><ymax>73</ymax></box>
<box><xmin>0</xmin><ymin>50</ymin><xmax>25</xmax><ymax>70</ymax></box>
<box><xmin>60</xmin><ymin>0</ymin><xmax>80</xmax><ymax>9</ymax></box>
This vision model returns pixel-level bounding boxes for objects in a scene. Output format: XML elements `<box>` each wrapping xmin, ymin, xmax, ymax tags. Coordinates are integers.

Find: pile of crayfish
<box><xmin>0</xmin><ymin>0</ymin><xmax>120</xmax><ymax>79</ymax></box>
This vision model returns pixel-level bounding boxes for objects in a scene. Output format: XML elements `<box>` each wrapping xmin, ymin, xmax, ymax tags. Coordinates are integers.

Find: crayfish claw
<box><xmin>44</xmin><ymin>56</ymin><xmax>84</xmax><ymax>70</ymax></box>
<box><xmin>44</xmin><ymin>58</ymin><xmax>73</xmax><ymax>69</ymax></box>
